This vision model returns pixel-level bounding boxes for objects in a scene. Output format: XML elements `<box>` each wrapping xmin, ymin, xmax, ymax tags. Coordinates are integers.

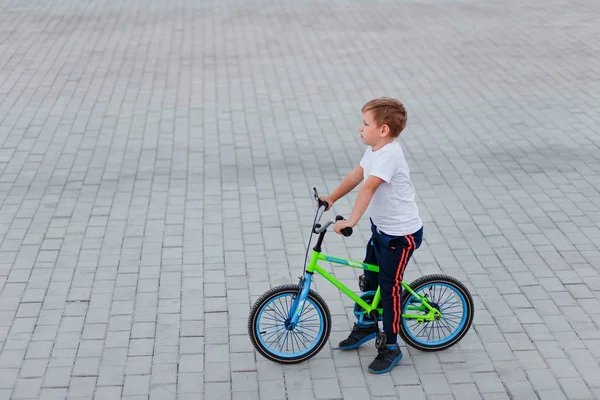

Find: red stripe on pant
<box><xmin>392</xmin><ymin>234</ymin><xmax>415</xmax><ymax>333</ymax></box>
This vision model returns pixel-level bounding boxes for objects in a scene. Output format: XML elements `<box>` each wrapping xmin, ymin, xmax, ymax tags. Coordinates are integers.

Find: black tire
<box><xmin>248</xmin><ymin>284</ymin><xmax>332</xmax><ymax>364</ymax></box>
<box><xmin>399</xmin><ymin>274</ymin><xmax>474</xmax><ymax>352</ymax></box>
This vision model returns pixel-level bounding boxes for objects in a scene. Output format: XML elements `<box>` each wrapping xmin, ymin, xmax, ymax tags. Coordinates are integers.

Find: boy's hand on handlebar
<box><xmin>333</xmin><ymin>220</ymin><xmax>352</xmax><ymax>235</ymax></box>
<box><xmin>318</xmin><ymin>196</ymin><xmax>334</xmax><ymax>211</ymax></box>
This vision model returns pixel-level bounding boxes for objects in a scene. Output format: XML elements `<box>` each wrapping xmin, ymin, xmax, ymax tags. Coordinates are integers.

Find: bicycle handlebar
<box><xmin>313</xmin><ymin>218</ymin><xmax>353</xmax><ymax>236</ymax></box>
<box><xmin>312</xmin><ymin>188</ymin><xmax>353</xmax><ymax>237</ymax></box>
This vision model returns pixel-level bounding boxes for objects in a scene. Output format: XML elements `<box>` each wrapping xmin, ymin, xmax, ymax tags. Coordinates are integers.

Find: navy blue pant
<box><xmin>362</xmin><ymin>220</ymin><xmax>423</xmax><ymax>344</ymax></box>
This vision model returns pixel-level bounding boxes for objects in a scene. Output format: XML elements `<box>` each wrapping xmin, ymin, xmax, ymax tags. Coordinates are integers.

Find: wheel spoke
<box><xmin>440</xmin><ymin>319</ymin><xmax>461</xmax><ymax>330</ymax></box>
<box><xmin>295</xmin><ymin>325</ymin><xmax>319</xmax><ymax>333</ymax></box>
<box><xmin>441</xmin><ymin>315</ymin><xmax>462</xmax><ymax>323</ymax></box>
<box><xmin>262</xmin><ymin>325</ymin><xmax>286</xmax><ymax>340</ymax></box>
<box><xmin>414</xmin><ymin>321</ymin><xmax>431</xmax><ymax>338</ymax></box>
<box><xmin>262</xmin><ymin>314</ymin><xmax>284</xmax><ymax>323</ymax></box>
<box><xmin>435</xmin><ymin>286</ymin><xmax>450</xmax><ymax>305</ymax></box>
<box><xmin>280</xmin><ymin>330</ymin><xmax>290</xmax><ymax>352</ymax></box>
<box><xmin>427</xmin><ymin>321</ymin><xmax>434</xmax><ymax>341</ymax></box>
<box><xmin>290</xmin><ymin>329</ymin><xmax>297</xmax><ymax>353</ymax></box>
<box><xmin>283</xmin><ymin>296</ymin><xmax>293</xmax><ymax>319</ymax></box>
<box><xmin>438</xmin><ymin>319</ymin><xmax>455</xmax><ymax>336</ymax></box>
<box><xmin>261</xmin><ymin>323</ymin><xmax>285</xmax><ymax>328</ymax></box>
<box><xmin>291</xmin><ymin>330</ymin><xmax>305</xmax><ymax>350</ymax></box>
<box><xmin>269</xmin><ymin>327</ymin><xmax>288</xmax><ymax>348</ymax></box>
<box><xmin>300</xmin><ymin>304</ymin><xmax>313</xmax><ymax>318</ymax></box>
<box><xmin>298</xmin><ymin>316</ymin><xmax>319</xmax><ymax>324</ymax></box>
<box><xmin>436</xmin><ymin>320</ymin><xmax>443</xmax><ymax>340</ymax></box>
<box><xmin>266</xmin><ymin>306</ymin><xmax>287</xmax><ymax>322</ymax></box>
<box><xmin>274</xmin><ymin>298</ymin><xmax>288</xmax><ymax>320</ymax></box>
<box><xmin>294</xmin><ymin>328</ymin><xmax>316</xmax><ymax>344</ymax></box>
<box><xmin>441</xmin><ymin>298</ymin><xmax>462</xmax><ymax>311</ymax></box>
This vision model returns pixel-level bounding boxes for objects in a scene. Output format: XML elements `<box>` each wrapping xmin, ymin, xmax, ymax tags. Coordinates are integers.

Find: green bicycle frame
<box><xmin>304</xmin><ymin>250</ymin><xmax>442</xmax><ymax>322</ymax></box>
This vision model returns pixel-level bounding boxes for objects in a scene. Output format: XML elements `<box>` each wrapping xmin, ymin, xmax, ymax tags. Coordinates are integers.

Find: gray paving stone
<box><xmin>42</xmin><ymin>366</ymin><xmax>71</xmax><ymax>388</ymax></box>
<box><xmin>308</xmin><ymin>358</ymin><xmax>338</xmax><ymax>380</ymax></box>
<box><xmin>179</xmin><ymin>337</ymin><xmax>204</xmax><ymax>355</ymax></box>
<box><xmin>96</xmin><ymin>365</ymin><xmax>125</xmax><ymax>387</ymax></box>
<box><xmin>504</xmin><ymin>332</ymin><xmax>536</xmax><ymax>351</ymax></box>
<box><xmin>0</xmin><ymin>349</ymin><xmax>25</xmax><ymax>369</ymax></box>
<box><xmin>558</xmin><ymin>377</ymin><xmax>595</xmax><ymax>400</ymax></box>
<box><xmin>451</xmin><ymin>383</ymin><xmax>483</xmax><ymax>400</ymax></box>
<box><xmin>231</xmin><ymin>371</ymin><xmax>259</xmax><ymax>392</ymax></box>
<box><xmin>122</xmin><ymin>374</ymin><xmax>150</xmax><ymax>396</ymax></box>
<box><xmin>93</xmin><ymin>386</ymin><xmax>123</xmax><ymax>400</ymax></box>
<box><xmin>125</xmin><ymin>356</ymin><xmax>152</xmax><ymax>376</ymax></box>
<box><xmin>67</xmin><ymin>377</ymin><xmax>96</xmax><ymax>398</ymax></box>
<box><xmin>526</xmin><ymin>369</ymin><xmax>562</xmax><ymax>392</ymax></box>
<box><xmin>313</xmin><ymin>378</ymin><xmax>342</xmax><ymax>399</ymax></box>
<box><xmin>19</xmin><ymin>358</ymin><xmax>48</xmax><ymax>378</ymax></box>
<box><xmin>150</xmin><ymin>363</ymin><xmax>177</xmax><ymax>386</ymax></box>
<box><xmin>336</xmin><ymin>366</ymin><xmax>367</xmax><ymax>388</ymax></box>
<box><xmin>177</xmin><ymin>373</ymin><xmax>204</xmax><ymax>394</ymax></box>
<box><xmin>148</xmin><ymin>385</ymin><xmax>176</xmax><ymax>400</ymax></box>
<box><xmin>396</xmin><ymin>385</ymin><xmax>427</xmax><ymax>400</ymax></box>
<box><xmin>38</xmin><ymin>388</ymin><xmax>69</xmax><ymax>400</ymax></box>
<box><xmin>536</xmin><ymin>389</ymin><xmax>568</xmax><ymax>400</ymax></box>
<box><xmin>11</xmin><ymin>377</ymin><xmax>42</xmax><ymax>399</ymax></box>
<box><xmin>0</xmin><ymin>368</ymin><xmax>19</xmax><ymax>389</ymax></box>
<box><xmin>419</xmin><ymin>373</ymin><xmax>452</xmax><ymax>396</ymax></box>
<box><xmin>204</xmin><ymin>362</ymin><xmax>230</xmax><ymax>383</ymax></box>
<box><xmin>24</xmin><ymin>341</ymin><xmax>54</xmax><ymax>360</ymax></box>
<box><xmin>204</xmin><ymin>382</ymin><xmax>230</xmax><ymax>400</ymax></box>
<box><xmin>442</xmin><ymin>364</ymin><xmax>474</xmax><ymax>385</ymax></box>
<box><xmin>503</xmin><ymin>379</ymin><xmax>538</xmax><ymax>400</ymax></box>
<box><xmin>178</xmin><ymin>354</ymin><xmax>204</xmax><ymax>373</ymax></box>
<box><xmin>152</xmin><ymin>346</ymin><xmax>179</xmax><ymax>365</ymax></box>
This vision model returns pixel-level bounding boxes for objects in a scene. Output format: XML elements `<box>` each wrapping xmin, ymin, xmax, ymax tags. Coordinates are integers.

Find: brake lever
<box><xmin>313</xmin><ymin>187</ymin><xmax>330</xmax><ymax>210</ymax></box>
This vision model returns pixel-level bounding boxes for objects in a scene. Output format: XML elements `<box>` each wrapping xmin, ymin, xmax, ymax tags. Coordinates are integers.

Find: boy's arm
<box><xmin>333</xmin><ymin>175</ymin><xmax>383</xmax><ymax>234</ymax></box>
<box><xmin>330</xmin><ymin>165</ymin><xmax>364</xmax><ymax>203</ymax></box>
<box><xmin>347</xmin><ymin>176</ymin><xmax>383</xmax><ymax>226</ymax></box>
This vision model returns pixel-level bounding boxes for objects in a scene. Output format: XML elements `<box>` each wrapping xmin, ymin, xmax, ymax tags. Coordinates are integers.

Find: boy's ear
<box><xmin>380</xmin><ymin>124</ymin><xmax>390</xmax><ymax>137</ymax></box>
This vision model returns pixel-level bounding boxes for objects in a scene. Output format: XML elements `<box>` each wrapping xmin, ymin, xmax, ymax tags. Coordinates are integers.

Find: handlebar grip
<box><xmin>335</xmin><ymin>215</ymin><xmax>353</xmax><ymax>236</ymax></box>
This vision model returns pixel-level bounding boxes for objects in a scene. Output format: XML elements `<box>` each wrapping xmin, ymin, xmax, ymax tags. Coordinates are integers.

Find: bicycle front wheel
<box><xmin>248</xmin><ymin>284</ymin><xmax>331</xmax><ymax>364</ymax></box>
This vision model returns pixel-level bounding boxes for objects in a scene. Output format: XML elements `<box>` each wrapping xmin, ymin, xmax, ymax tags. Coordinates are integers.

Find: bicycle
<box><xmin>248</xmin><ymin>188</ymin><xmax>474</xmax><ymax>364</ymax></box>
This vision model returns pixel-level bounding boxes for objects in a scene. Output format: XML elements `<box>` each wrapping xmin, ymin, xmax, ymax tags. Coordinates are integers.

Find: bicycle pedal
<box><xmin>375</xmin><ymin>332</ymin><xmax>387</xmax><ymax>350</ymax></box>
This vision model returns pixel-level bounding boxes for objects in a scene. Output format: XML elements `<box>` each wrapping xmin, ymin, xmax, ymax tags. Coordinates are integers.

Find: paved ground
<box><xmin>1</xmin><ymin>0</ymin><xmax>600</xmax><ymax>399</ymax></box>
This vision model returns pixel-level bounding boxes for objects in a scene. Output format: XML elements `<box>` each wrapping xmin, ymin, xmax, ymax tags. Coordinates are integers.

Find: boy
<box><xmin>319</xmin><ymin>97</ymin><xmax>423</xmax><ymax>374</ymax></box>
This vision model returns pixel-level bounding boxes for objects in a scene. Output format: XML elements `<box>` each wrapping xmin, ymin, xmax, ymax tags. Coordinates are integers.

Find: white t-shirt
<box><xmin>359</xmin><ymin>141</ymin><xmax>422</xmax><ymax>236</ymax></box>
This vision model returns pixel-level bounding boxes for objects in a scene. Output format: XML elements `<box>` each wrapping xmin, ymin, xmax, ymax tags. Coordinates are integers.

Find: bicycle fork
<box><xmin>287</xmin><ymin>273</ymin><xmax>314</xmax><ymax>329</ymax></box>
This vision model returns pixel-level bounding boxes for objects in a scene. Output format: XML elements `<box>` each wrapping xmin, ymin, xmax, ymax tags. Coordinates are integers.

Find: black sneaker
<box><xmin>368</xmin><ymin>344</ymin><xmax>403</xmax><ymax>374</ymax></box>
<box><xmin>339</xmin><ymin>323</ymin><xmax>377</xmax><ymax>350</ymax></box>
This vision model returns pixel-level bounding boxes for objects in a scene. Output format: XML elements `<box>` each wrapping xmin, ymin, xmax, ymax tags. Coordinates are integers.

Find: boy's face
<box><xmin>359</xmin><ymin>111</ymin><xmax>387</xmax><ymax>146</ymax></box>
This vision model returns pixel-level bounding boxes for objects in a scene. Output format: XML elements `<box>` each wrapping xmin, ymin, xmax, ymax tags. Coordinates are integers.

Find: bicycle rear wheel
<box><xmin>399</xmin><ymin>274</ymin><xmax>474</xmax><ymax>351</ymax></box>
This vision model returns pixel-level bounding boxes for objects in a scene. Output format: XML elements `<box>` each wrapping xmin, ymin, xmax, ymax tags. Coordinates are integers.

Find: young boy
<box><xmin>319</xmin><ymin>97</ymin><xmax>423</xmax><ymax>374</ymax></box>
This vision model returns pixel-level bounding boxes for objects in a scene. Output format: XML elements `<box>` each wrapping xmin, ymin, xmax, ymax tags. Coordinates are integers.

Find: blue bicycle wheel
<box><xmin>400</xmin><ymin>274</ymin><xmax>474</xmax><ymax>351</ymax></box>
<box><xmin>248</xmin><ymin>284</ymin><xmax>331</xmax><ymax>363</ymax></box>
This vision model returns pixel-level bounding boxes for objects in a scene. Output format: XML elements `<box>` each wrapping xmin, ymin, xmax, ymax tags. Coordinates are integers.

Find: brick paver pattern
<box><xmin>1</xmin><ymin>0</ymin><xmax>600</xmax><ymax>399</ymax></box>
